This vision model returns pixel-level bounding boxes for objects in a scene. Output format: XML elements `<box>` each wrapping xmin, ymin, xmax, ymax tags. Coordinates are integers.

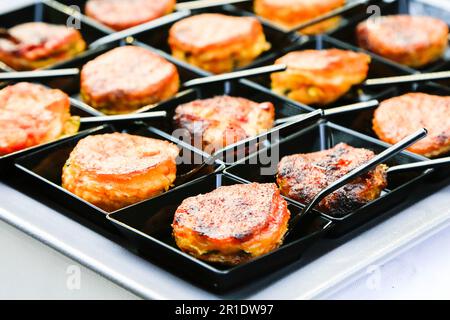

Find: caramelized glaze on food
<box><xmin>373</xmin><ymin>93</ymin><xmax>450</xmax><ymax>157</ymax></box>
<box><xmin>173</xmin><ymin>183</ymin><xmax>290</xmax><ymax>265</ymax></box>
<box><xmin>271</xmin><ymin>49</ymin><xmax>370</xmax><ymax>105</ymax></box>
<box><xmin>173</xmin><ymin>96</ymin><xmax>275</xmax><ymax>154</ymax></box>
<box><xmin>0</xmin><ymin>82</ymin><xmax>79</xmax><ymax>156</ymax></box>
<box><xmin>277</xmin><ymin>143</ymin><xmax>388</xmax><ymax>216</ymax></box>
<box><xmin>62</xmin><ymin>133</ymin><xmax>179</xmax><ymax>212</ymax></box>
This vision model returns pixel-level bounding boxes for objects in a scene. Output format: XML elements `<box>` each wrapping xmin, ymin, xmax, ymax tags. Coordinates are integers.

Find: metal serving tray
<box><xmin>225</xmin><ymin>121</ymin><xmax>433</xmax><ymax>236</ymax></box>
<box><xmin>107</xmin><ymin>173</ymin><xmax>333</xmax><ymax>292</ymax></box>
<box><xmin>0</xmin><ymin>0</ymin><xmax>110</xmax><ymax>71</ymax></box>
<box><xmin>14</xmin><ymin>124</ymin><xmax>224</xmax><ymax>232</ymax></box>
<box><xmin>240</xmin><ymin>34</ymin><xmax>416</xmax><ymax>109</ymax></box>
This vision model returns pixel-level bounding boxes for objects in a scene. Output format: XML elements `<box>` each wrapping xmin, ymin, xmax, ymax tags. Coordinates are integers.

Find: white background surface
<box><xmin>0</xmin><ymin>0</ymin><xmax>450</xmax><ymax>300</ymax></box>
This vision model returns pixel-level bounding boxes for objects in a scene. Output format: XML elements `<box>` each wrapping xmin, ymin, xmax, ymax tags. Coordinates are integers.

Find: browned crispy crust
<box><xmin>255</xmin><ymin>0</ymin><xmax>345</xmax><ymax>34</ymax></box>
<box><xmin>277</xmin><ymin>143</ymin><xmax>388</xmax><ymax>216</ymax></box>
<box><xmin>0</xmin><ymin>82</ymin><xmax>79</xmax><ymax>156</ymax></box>
<box><xmin>173</xmin><ymin>96</ymin><xmax>275</xmax><ymax>154</ymax></box>
<box><xmin>168</xmin><ymin>14</ymin><xmax>271</xmax><ymax>74</ymax></box>
<box><xmin>373</xmin><ymin>93</ymin><xmax>450</xmax><ymax>157</ymax></box>
<box><xmin>356</xmin><ymin>15</ymin><xmax>448</xmax><ymax>68</ymax></box>
<box><xmin>0</xmin><ymin>22</ymin><xmax>86</xmax><ymax>70</ymax></box>
<box><xmin>85</xmin><ymin>0</ymin><xmax>175</xmax><ymax>31</ymax></box>
<box><xmin>172</xmin><ymin>183</ymin><xmax>290</xmax><ymax>265</ymax></box>
<box><xmin>62</xmin><ymin>133</ymin><xmax>180</xmax><ymax>212</ymax></box>
<box><xmin>271</xmin><ymin>49</ymin><xmax>370</xmax><ymax>105</ymax></box>
<box><xmin>80</xmin><ymin>46</ymin><xmax>179</xmax><ymax>114</ymax></box>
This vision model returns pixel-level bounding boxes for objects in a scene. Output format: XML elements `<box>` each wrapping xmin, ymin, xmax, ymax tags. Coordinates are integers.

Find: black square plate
<box><xmin>107</xmin><ymin>173</ymin><xmax>333</xmax><ymax>292</ymax></box>
<box><xmin>241</xmin><ymin>34</ymin><xmax>415</xmax><ymax>109</ymax></box>
<box><xmin>224</xmin><ymin>121</ymin><xmax>432</xmax><ymax>236</ymax></box>
<box><xmin>14</xmin><ymin>124</ymin><xmax>224</xmax><ymax>229</ymax></box>
<box><xmin>0</xmin><ymin>0</ymin><xmax>110</xmax><ymax>71</ymax></box>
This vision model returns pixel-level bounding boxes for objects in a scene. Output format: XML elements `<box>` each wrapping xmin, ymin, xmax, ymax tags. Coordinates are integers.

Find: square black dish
<box><xmin>14</xmin><ymin>123</ymin><xmax>224</xmax><ymax>229</ymax></box>
<box><xmin>130</xmin><ymin>4</ymin><xmax>302</xmax><ymax>74</ymax></box>
<box><xmin>0</xmin><ymin>82</ymin><xmax>101</xmax><ymax>174</ymax></box>
<box><xmin>241</xmin><ymin>34</ymin><xmax>415</xmax><ymax>109</ymax></box>
<box><xmin>43</xmin><ymin>39</ymin><xmax>205</xmax><ymax>114</ymax></box>
<box><xmin>329</xmin><ymin>0</ymin><xmax>450</xmax><ymax>76</ymax></box>
<box><xmin>107</xmin><ymin>173</ymin><xmax>333</xmax><ymax>292</ymax></box>
<box><xmin>147</xmin><ymin>79</ymin><xmax>315</xmax><ymax>161</ymax></box>
<box><xmin>0</xmin><ymin>0</ymin><xmax>110</xmax><ymax>71</ymax></box>
<box><xmin>224</xmin><ymin>121</ymin><xmax>433</xmax><ymax>236</ymax></box>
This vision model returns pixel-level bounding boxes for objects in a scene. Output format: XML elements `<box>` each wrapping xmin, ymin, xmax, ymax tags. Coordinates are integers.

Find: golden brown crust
<box><xmin>85</xmin><ymin>0</ymin><xmax>175</xmax><ymax>31</ymax></box>
<box><xmin>173</xmin><ymin>96</ymin><xmax>275</xmax><ymax>154</ymax></box>
<box><xmin>255</xmin><ymin>0</ymin><xmax>345</xmax><ymax>34</ymax></box>
<box><xmin>0</xmin><ymin>22</ymin><xmax>86</xmax><ymax>70</ymax></box>
<box><xmin>172</xmin><ymin>183</ymin><xmax>290</xmax><ymax>265</ymax></box>
<box><xmin>277</xmin><ymin>143</ymin><xmax>388</xmax><ymax>216</ymax></box>
<box><xmin>271</xmin><ymin>49</ymin><xmax>370</xmax><ymax>105</ymax></box>
<box><xmin>356</xmin><ymin>15</ymin><xmax>448</xmax><ymax>68</ymax></box>
<box><xmin>168</xmin><ymin>14</ymin><xmax>270</xmax><ymax>74</ymax></box>
<box><xmin>62</xmin><ymin>133</ymin><xmax>180</xmax><ymax>212</ymax></box>
<box><xmin>373</xmin><ymin>93</ymin><xmax>450</xmax><ymax>157</ymax></box>
<box><xmin>80</xmin><ymin>46</ymin><xmax>179</xmax><ymax>114</ymax></box>
<box><xmin>0</xmin><ymin>82</ymin><xmax>78</xmax><ymax>156</ymax></box>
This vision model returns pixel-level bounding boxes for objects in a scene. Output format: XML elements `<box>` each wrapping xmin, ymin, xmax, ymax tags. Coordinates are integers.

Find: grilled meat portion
<box><xmin>255</xmin><ymin>0</ymin><xmax>345</xmax><ymax>35</ymax></box>
<box><xmin>0</xmin><ymin>22</ymin><xmax>86</xmax><ymax>70</ymax></box>
<box><xmin>173</xmin><ymin>95</ymin><xmax>275</xmax><ymax>154</ymax></box>
<box><xmin>86</xmin><ymin>0</ymin><xmax>175</xmax><ymax>31</ymax></box>
<box><xmin>169</xmin><ymin>13</ymin><xmax>270</xmax><ymax>74</ymax></box>
<box><xmin>80</xmin><ymin>46</ymin><xmax>179</xmax><ymax>114</ymax></box>
<box><xmin>62</xmin><ymin>133</ymin><xmax>179</xmax><ymax>212</ymax></box>
<box><xmin>277</xmin><ymin>143</ymin><xmax>388</xmax><ymax>216</ymax></box>
<box><xmin>0</xmin><ymin>82</ymin><xmax>79</xmax><ymax>156</ymax></box>
<box><xmin>357</xmin><ymin>15</ymin><xmax>448</xmax><ymax>68</ymax></box>
<box><xmin>373</xmin><ymin>93</ymin><xmax>450</xmax><ymax>157</ymax></box>
<box><xmin>271</xmin><ymin>49</ymin><xmax>370</xmax><ymax>105</ymax></box>
<box><xmin>172</xmin><ymin>183</ymin><xmax>290</xmax><ymax>265</ymax></box>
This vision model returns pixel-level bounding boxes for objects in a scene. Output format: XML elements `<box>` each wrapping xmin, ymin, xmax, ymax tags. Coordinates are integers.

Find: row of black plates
<box><xmin>1</xmin><ymin>0</ymin><xmax>450</xmax><ymax>292</ymax></box>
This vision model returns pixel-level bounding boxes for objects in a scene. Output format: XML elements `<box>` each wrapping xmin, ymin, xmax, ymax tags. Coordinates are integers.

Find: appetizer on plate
<box><xmin>356</xmin><ymin>15</ymin><xmax>449</xmax><ymax>68</ymax></box>
<box><xmin>0</xmin><ymin>22</ymin><xmax>86</xmax><ymax>70</ymax></box>
<box><xmin>277</xmin><ymin>143</ymin><xmax>388</xmax><ymax>216</ymax></box>
<box><xmin>62</xmin><ymin>133</ymin><xmax>180</xmax><ymax>212</ymax></box>
<box><xmin>271</xmin><ymin>49</ymin><xmax>370</xmax><ymax>105</ymax></box>
<box><xmin>80</xmin><ymin>45</ymin><xmax>180</xmax><ymax>114</ymax></box>
<box><xmin>168</xmin><ymin>13</ymin><xmax>271</xmax><ymax>74</ymax></box>
<box><xmin>172</xmin><ymin>183</ymin><xmax>290</xmax><ymax>265</ymax></box>
<box><xmin>85</xmin><ymin>0</ymin><xmax>175</xmax><ymax>31</ymax></box>
<box><xmin>255</xmin><ymin>0</ymin><xmax>345</xmax><ymax>34</ymax></box>
<box><xmin>173</xmin><ymin>96</ymin><xmax>275</xmax><ymax>154</ymax></box>
<box><xmin>373</xmin><ymin>93</ymin><xmax>450</xmax><ymax>157</ymax></box>
<box><xmin>0</xmin><ymin>82</ymin><xmax>79</xmax><ymax>156</ymax></box>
